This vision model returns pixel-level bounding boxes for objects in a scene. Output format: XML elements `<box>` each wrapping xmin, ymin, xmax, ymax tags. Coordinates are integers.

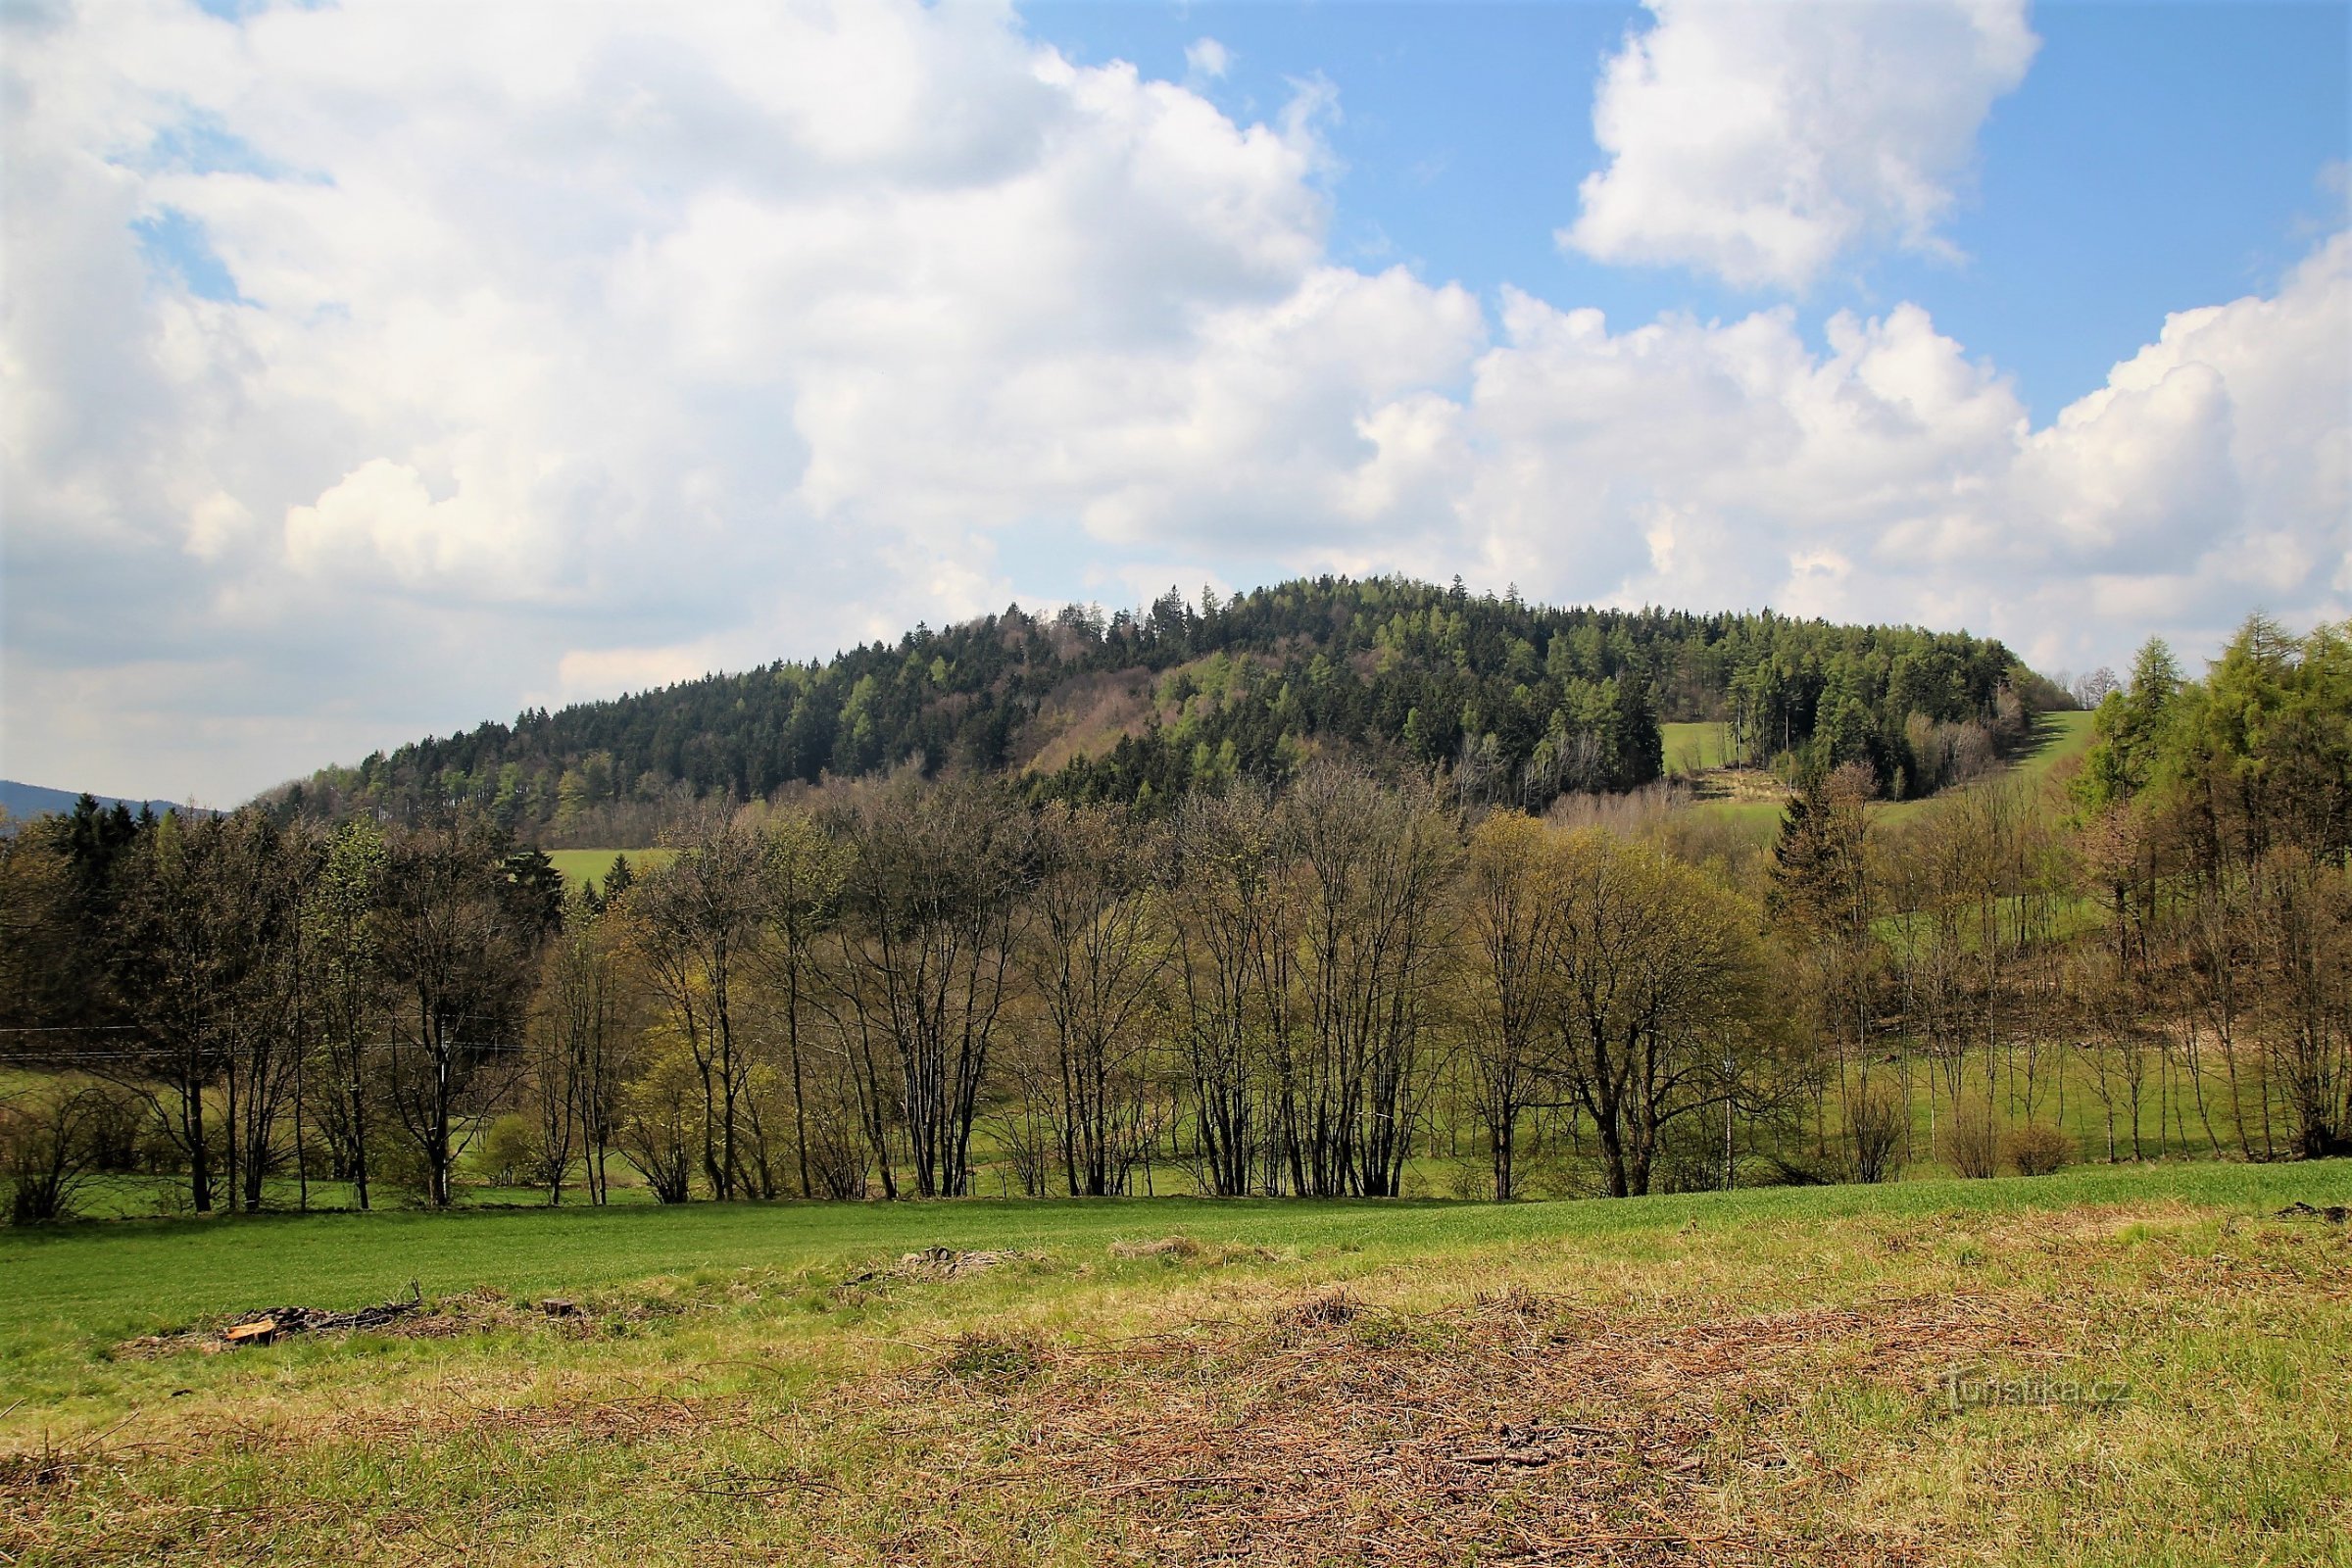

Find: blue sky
<box><xmin>5</xmin><ymin>0</ymin><xmax>2348</xmax><ymax>803</ymax></box>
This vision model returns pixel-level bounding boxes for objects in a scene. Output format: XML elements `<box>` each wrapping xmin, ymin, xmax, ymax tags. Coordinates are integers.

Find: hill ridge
<box><xmin>267</xmin><ymin>574</ymin><xmax>2066</xmax><ymax>837</ymax></box>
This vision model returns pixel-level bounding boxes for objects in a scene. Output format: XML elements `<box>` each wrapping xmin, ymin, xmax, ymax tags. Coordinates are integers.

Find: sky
<box><xmin>2</xmin><ymin>0</ymin><xmax>2346</xmax><ymax>806</ymax></box>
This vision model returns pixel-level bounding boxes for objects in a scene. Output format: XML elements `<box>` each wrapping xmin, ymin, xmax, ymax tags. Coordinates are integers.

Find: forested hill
<box><xmin>270</xmin><ymin>576</ymin><xmax>2063</xmax><ymax>837</ymax></box>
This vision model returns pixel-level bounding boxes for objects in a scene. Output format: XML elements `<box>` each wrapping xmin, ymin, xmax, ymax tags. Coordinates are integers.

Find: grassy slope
<box><xmin>1661</xmin><ymin>720</ymin><xmax>1736</xmax><ymax>775</ymax></box>
<box><xmin>1680</xmin><ymin>708</ymin><xmax>2100</xmax><ymax>848</ymax></box>
<box><xmin>6</xmin><ymin>1159</ymin><xmax>2348</xmax><ymax>1565</ymax></box>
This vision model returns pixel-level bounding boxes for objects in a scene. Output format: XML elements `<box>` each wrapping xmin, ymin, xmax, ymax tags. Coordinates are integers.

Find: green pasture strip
<box><xmin>7</xmin><ymin>1158</ymin><xmax>2342</xmax><ymax>1363</ymax></box>
<box><xmin>542</xmin><ymin>847</ymin><xmax>674</xmax><ymax>889</ymax></box>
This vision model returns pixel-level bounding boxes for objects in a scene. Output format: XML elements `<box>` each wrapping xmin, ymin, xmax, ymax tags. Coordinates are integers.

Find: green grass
<box><xmin>1680</xmin><ymin>795</ymin><xmax>1788</xmax><ymax>842</ymax></box>
<box><xmin>542</xmin><ymin>847</ymin><xmax>673</xmax><ymax>890</ymax></box>
<box><xmin>1662</xmin><ymin>720</ymin><xmax>1737</xmax><ymax>775</ymax></box>
<box><xmin>5</xmin><ymin>1161</ymin><xmax>2339</xmax><ymax>1354</ymax></box>
<box><xmin>1678</xmin><ymin>707</ymin><xmax>2100</xmax><ymax>846</ymax></box>
<box><xmin>2016</xmin><ymin>707</ymin><xmax>2098</xmax><ymax>783</ymax></box>
<box><xmin>6</xmin><ymin>1161</ymin><xmax>2349</xmax><ymax>1564</ymax></box>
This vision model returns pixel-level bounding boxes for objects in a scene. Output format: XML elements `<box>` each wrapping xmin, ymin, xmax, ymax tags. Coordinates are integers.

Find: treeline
<box><xmin>265</xmin><ymin>576</ymin><xmax>2055</xmax><ymax>833</ymax></box>
<box><xmin>2067</xmin><ymin>617</ymin><xmax>2352</xmax><ymax>1160</ymax></box>
<box><xmin>0</xmin><ymin>770</ymin><xmax>1788</xmax><ymax>1213</ymax></box>
<box><xmin>2</xmin><ymin>615</ymin><xmax>2339</xmax><ymax>1222</ymax></box>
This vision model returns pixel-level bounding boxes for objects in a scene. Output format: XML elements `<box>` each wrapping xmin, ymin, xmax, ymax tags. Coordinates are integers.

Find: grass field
<box><xmin>543</xmin><ymin>847</ymin><xmax>674</xmax><ymax>890</ymax></box>
<box><xmin>6</xmin><ymin>1158</ymin><xmax>2347</xmax><ymax>1565</ymax></box>
<box><xmin>1677</xmin><ymin>708</ymin><xmax>2100</xmax><ymax>847</ymax></box>
<box><xmin>1661</xmin><ymin>721</ymin><xmax>1737</xmax><ymax>776</ymax></box>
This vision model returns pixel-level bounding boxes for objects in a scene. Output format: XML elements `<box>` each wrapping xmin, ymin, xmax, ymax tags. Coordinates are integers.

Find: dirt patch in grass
<box><xmin>1107</xmin><ymin>1234</ymin><xmax>1280</xmax><ymax>1269</ymax></box>
<box><xmin>841</xmin><ymin>1246</ymin><xmax>1040</xmax><ymax>1293</ymax></box>
<box><xmin>827</xmin><ymin>1286</ymin><xmax>2044</xmax><ymax>1566</ymax></box>
<box><xmin>24</xmin><ymin>1286</ymin><xmax>2046</xmax><ymax>1566</ymax></box>
<box><xmin>110</xmin><ymin>1287</ymin><xmax>648</xmax><ymax>1360</ymax></box>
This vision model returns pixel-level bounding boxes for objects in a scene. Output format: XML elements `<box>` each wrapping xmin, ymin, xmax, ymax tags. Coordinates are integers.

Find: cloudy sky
<box><xmin>2</xmin><ymin>0</ymin><xmax>2346</xmax><ymax>805</ymax></box>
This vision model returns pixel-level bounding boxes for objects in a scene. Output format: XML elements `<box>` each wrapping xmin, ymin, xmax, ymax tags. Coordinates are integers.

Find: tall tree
<box><xmin>1022</xmin><ymin>803</ymin><xmax>1169</xmax><ymax>1196</ymax></box>
<box><xmin>1458</xmin><ymin>811</ymin><xmax>1559</xmax><ymax>1200</ymax></box>
<box><xmin>1545</xmin><ymin>829</ymin><xmax>1772</xmax><ymax>1197</ymax></box>
<box><xmin>830</xmin><ymin>777</ymin><xmax>1032</xmax><ymax>1198</ymax></box>
<box><xmin>757</xmin><ymin>806</ymin><xmax>852</xmax><ymax>1199</ymax></box>
<box><xmin>372</xmin><ymin>824</ymin><xmax>545</xmax><ymax>1206</ymax></box>
<box><xmin>627</xmin><ymin>809</ymin><xmax>769</xmax><ymax>1199</ymax></box>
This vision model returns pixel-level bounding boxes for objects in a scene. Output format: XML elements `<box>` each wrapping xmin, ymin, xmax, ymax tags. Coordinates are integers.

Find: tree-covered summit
<box><xmin>270</xmin><ymin>575</ymin><xmax>2057</xmax><ymax>836</ymax></box>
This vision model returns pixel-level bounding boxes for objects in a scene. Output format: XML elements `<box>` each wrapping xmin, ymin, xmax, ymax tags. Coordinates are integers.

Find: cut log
<box><xmin>222</xmin><ymin>1318</ymin><xmax>277</xmax><ymax>1346</ymax></box>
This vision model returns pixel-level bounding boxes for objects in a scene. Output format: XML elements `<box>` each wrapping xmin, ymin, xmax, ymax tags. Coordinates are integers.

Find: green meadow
<box><xmin>6</xmin><ymin>1158</ymin><xmax>2347</xmax><ymax>1566</ymax></box>
<box><xmin>542</xmin><ymin>846</ymin><xmax>674</xmax><ymax>889</ymax></box>
<box><xmin>1677</xmin><ymin>707</ymin><xmax>2100</xmax><ymax>845</ymax></box>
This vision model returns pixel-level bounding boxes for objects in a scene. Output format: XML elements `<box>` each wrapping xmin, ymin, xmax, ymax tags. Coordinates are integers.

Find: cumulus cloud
<box><xmin>1563</xmin><ymin>0</ymin><xmax>2039</xmax><ymax>290</ymax></box>
<box><xmin>1450</xmin><ymin>232</ymin><xmax>2348</xmax><ymax>673</ymax></box>
<box><xmin>1186</xmin><ymin>37</ymin><xmax>1232</xmax><ymax>82</ymax></box>
<box><xmin>0</xmin><ymin>0</ymin><xmax>2341</xmax><ymax>803</ymax></box>
<box><xmin>2</xmin><ymin>0</ymin><xmax>1465</xmax><ymax>797</ymax></box>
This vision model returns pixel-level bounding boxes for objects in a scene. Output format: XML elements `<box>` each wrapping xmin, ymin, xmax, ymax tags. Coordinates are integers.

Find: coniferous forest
<box><xmin>266</xmin><ymin>576</ymin><xmax>2051</xmax><ymax>840</ymax></box>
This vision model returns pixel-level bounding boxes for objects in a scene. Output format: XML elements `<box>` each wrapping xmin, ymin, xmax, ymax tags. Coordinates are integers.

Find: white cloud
<box><xmin>1185</xmin><ymin>37</ymin><xmax>1232</xmax><ymax>82</ymax></box>
<box><xmin>0</xmin><ymin>0</ymin><xmax>2342</xmax><ymax>804</ymax></box>
<box><xmin>1447</xmin><ymin>232</ymin><xmax>2349</xmax><ymax>674</ymax></box>
<box><xmin>3</xmin><ymin>0</ymin><xmax>1465</xmax><ymax>798</ymax></box>
<box><xmin>1563</xmin><ymin>0</ymin><xmax>2039</xmax><ymax>290</ymax></box>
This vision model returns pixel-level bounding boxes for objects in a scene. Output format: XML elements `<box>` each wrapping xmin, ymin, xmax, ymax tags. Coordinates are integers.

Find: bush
<box><xmin>1938</xmin><ymin>1101</ymin><xmax>2000</xmax><ymax>1180</ymax></box>
<box><xmin>1845</xmin><ymin>1088</ymin><xmax>1908</xmax><ymax>1184</ymax></box>
<box><xmin>373</xmin><ymin>1136</ymin><xmax>442</xmax><ymax>1205</ymax></box>
<box><xmin>2</xmin><ymin>1078</ymin><xmax>116</xmax><ymax>1225</ymax></box>
<box><xmin>477</xmin><ymin>1114</ymin><xmax>543</xmax><ymax>1190</ymax></box>
<box><xmin>2005</xmin><ymin>1122</ymin><xmax>2073</xmax><ymax>1177</ymax></box>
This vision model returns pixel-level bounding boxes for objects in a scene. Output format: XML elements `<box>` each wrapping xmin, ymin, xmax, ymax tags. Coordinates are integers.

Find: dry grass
<box><xmin>846</xmin><ymin>1288</ymin><xmax>2042</xmax><ymax>1565</ymax></box>
<box><xmin>5</xmin><ymin>1167</ymin><xmax>2348</xmax><ymax>1566</ymax></box>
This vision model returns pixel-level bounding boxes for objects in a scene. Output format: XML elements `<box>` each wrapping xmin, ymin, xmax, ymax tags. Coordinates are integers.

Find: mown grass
<box><xmin>6</xmin><ymin>1159</ymin><xmax>2348</xmax><ymax>1565</ymax></box>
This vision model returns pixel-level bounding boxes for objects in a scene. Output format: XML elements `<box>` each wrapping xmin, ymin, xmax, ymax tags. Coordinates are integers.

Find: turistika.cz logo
<box><xmin>1936</xmin><ymin>1367</ymin><xmax>2131</xmax><ymax>1410</ymax></box>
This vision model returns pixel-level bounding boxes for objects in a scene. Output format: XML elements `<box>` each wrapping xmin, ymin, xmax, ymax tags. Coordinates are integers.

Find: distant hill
<box><xmin>0</xmin><ymin>780</ymin><xmax>211</xmax><ymax>829</ymax></box>
<box><xmin>265</xmin><ymin>575</ymin><xmax>2069</xmax><ymax>839</ymax></box>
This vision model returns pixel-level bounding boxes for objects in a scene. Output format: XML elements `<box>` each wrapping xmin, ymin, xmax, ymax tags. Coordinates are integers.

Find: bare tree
<box><xmin>373</xmin><ymin>825</ymin><xmax>546</xmax><ymax>1206</ymax></box>
<box><xmin>1165</xmin><ymin>786</ymin><xmax>1289</xmax><ymax>1196</ymax></box>
<box><xmin>756</xmin><ymin>805</ymin><xmax>852</xmax><ymax>1198</ymax></box>
<box><xmin>829</xmin><ymin>776</ymin><xmax>1032</xmax><ymax>1198</ymax></box>
<box><xmin>1282</xmin><ymin>764</ymin><xmax>1458</xmax><ymax>1198</ymax></box>
<box><xmin>2</xmin><ymin>1076</ymin><xmax>121</xmax><ymax>1224</ymax></box>
<box><xmin>2252</xmin><ymin>848</ymin><xmax>2352</xmax><ymax>1159</ymax></box>
<box><xmin>1022</xmin><ymin>804</ymin><xmax>1170</xmax><ymax>1196</ymax></box>
<box><xmin>627</xmin><ymin>809</ymin><xmax>768</xmax><ymax>1199</ymax></box>
<box><xmin>1458</xmin><ymin>811</ymin><xmax>1557</xmax><ymax>1200</ymax></box>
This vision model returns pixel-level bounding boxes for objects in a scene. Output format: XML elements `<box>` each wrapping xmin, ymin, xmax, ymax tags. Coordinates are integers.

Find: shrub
<box><xmin>2</xmin><ymin>1078</ymin><xmax>115</xmax><ymax>1225</ymax></box>
<box><xmin>1845</xmin><ymin>1088</ymin><xmax>1908</xmax><ymax>1184</ymax></box>
<box><xmin>2005</xmin><ymin>1122</ymin><xmax>2073</xmax><ymax>1177</ymax></box>
<box><xmin>1938</xmin><ymin>1101</ymin><xmax>2000</xmax><ymax>1180</ymax></box>
<box><xmin>373</xmin><ymin>1136</ymin><xmax>442</xmax><ymax>1205</ymax></box>
<box><xmin>477</xmin><ymin>1114</ymin><xmax>543</xmax><ymax>1190</ymax></box>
